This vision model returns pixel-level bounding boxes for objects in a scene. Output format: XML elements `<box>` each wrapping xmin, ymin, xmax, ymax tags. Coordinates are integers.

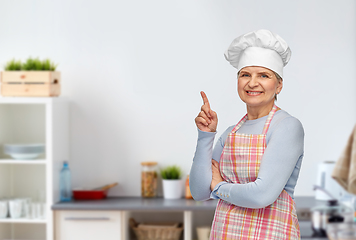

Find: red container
<box><xmin>72</xmin><ymin>190</ymin><xmax>108</xmax><ymax>200</ymax></box>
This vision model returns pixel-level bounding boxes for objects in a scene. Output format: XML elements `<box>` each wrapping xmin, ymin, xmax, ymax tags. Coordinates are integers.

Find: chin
<box><xmin>244</xmin><ymin>100</ymin><xmax>275</xmax><ymax>108</ymax></box>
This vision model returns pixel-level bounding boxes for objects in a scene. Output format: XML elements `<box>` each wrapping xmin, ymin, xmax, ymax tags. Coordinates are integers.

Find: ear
<box><xmin>276</xmin><ymin>79</ymin><xmax>283</xmax><ymax>94</ymax></box>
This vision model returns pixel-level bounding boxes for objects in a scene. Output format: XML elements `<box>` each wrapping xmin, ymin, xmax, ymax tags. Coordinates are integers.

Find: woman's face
<box><xmin>237</xmin><ymin>66</ymin><xmax>282</xmax><ymax>110</ymax></box>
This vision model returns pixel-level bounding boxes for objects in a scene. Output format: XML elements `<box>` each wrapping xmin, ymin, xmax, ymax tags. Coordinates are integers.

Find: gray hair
<box><xmin>274</xmin><ymin>72</ymin><xmax>282</xmax><ymax>101</ymax></box>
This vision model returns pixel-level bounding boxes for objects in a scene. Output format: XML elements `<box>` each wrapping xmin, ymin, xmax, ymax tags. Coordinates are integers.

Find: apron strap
<box><xmin>231</xmin><ymin>104</ymin><xmax>279</xmax><ymax>134</ymax></box>
<box><xmin>231</xmin><ymin>114</ymin><xmax>248</xmax><ymax>133</ymax></box>
<box><xmin>262</xmin><ymin>104</ymin><xmax>278</xmax><ymax>135</ymax></box>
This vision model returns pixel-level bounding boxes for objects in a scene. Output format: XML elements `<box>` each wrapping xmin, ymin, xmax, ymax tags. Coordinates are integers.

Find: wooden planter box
<box><xmin>1</xmin><ymin>71</ymin><xmax>61</xmax><ymax>97</ymax></box>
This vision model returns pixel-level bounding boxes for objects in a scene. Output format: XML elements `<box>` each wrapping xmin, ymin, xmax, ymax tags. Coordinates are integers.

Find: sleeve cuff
<box><xmin>197</xmin><ymin>128</ymin><xmax>217</xmax><ymax>140</ymax></box>
<box><xmin>210</xmin><ymin>181</ymin><xmax>228</xmax><ymax>199</ymax></box>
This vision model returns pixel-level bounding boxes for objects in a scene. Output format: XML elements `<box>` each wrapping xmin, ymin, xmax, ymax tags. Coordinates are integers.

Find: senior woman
<box><xmin>190</xmin><ymin>29</ymin><xmax>304</xmax><ymax>240</ymax></box>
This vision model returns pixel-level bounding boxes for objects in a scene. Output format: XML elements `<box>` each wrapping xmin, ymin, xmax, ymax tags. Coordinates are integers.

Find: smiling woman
<box><xmin>190</xmin><ymin>29</ymin><xmax>304</xmax><ymax>240</ymax></box>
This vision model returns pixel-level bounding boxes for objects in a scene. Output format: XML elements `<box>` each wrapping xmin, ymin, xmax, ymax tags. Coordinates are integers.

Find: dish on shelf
<box><xmin>72</xmin><ymin>182</ymin><xmax>118</xmax><ymax>200</ymax></box>
<box><xmin>3</xmin><ymin>144</ymin><xmax>45</xmax><ymax>160</ymax></box>
<box><xmin>72</xmin><ymin>190</ymin><xmax>108</xmax><ymax>200</ymax></box>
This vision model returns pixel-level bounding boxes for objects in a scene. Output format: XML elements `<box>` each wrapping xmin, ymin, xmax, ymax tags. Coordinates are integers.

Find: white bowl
<box><xmin>4</xmin><ymin>144</ymin><xmax>45</xmax><ymax>160</ymax></box>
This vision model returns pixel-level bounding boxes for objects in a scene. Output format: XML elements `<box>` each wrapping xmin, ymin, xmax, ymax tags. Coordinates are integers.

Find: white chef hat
<box><xmin>224</xmin><ymin>29</ymin><xmax>291</xmax><ymax>78</ymax></box>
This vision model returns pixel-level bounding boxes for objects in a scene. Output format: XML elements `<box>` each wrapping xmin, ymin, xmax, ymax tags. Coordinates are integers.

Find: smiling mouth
<box><xmin>246</xmin><ymin>91</ymin><xmax>263</xmax><ymax>95</ymax></box>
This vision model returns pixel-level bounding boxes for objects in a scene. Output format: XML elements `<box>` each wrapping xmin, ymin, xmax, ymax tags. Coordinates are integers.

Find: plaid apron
<box><xmin>210</xmin><ymin>105</ymin><xmax>300</xmax><ymax>240</ymax></box>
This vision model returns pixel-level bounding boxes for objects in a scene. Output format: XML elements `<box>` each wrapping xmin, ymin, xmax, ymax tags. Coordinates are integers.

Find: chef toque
<box><xmin>224</xmin><ymin>29</ymin><xmax>291</xmax><ymax>78</ymax></box>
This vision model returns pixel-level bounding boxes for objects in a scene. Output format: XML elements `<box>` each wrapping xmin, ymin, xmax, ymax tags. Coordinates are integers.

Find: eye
<box><xmin>240</xmin><ymin>73</ymin><xmax>250</xmax><ymax>77</ymax></box>
<box><xmin>260</xmin><ymin>74</ymin><xmax>269</xmax><ymax>78</ymax></box>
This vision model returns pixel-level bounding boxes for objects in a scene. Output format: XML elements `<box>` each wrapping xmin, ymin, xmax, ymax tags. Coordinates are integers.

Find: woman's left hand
<box><xmin>211</xmin><ymin>160</ymin><xmax>224</xmax><ymax>191</ymax></box>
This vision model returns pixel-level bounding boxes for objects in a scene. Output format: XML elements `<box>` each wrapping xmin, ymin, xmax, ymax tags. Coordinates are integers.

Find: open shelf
<box><xmin>0</xmin><ymin>164</ymin><xmax>46</xmax><ymax>200</ymax></box>
<box><xmin>0</xmin><ymin>159</ymin><xmax>46</xmax><ymax>165</ymax></box>
<box><xmin>0</xmin><ymin>98</ymin><xmax>69</xmax><ymax>240</ymax></box>
<box><xmin>0</xmin><ymin>222</ymin><xmax>47</xmax><ymax>239</ymax></box>
<box><xmin>0</xmin><ymin>218</ymin><xmax>47</xmax><ymax>224</ymax></box>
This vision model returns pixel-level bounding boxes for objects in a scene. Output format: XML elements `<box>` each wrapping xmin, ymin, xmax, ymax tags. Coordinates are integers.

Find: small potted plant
<box><xmin>1</xmin><ymin>57</ymin><xmax>60</xmax><ymax>97</ymax></box>
<box><xmin>160</xmin><ymin>165</ymin><xmax>183</xmax><ymax>199</ymax></box>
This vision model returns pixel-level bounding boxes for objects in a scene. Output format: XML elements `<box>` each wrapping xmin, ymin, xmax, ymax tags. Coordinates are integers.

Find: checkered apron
<box><xmin>210</xmin><ymin>105</ymin><xmax>300</xmax><ymax>240</ymax></box>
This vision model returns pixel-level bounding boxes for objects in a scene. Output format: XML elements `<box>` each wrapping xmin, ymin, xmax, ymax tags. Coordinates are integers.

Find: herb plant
<box><xmin>4</xmin><ymin>59</ymin><xmax>22</xmax><ymax>71</ymax></box>
<box><xmin>4</xmin><ymin>58</ymin><xmax>57</xmax><ymax>71</ymax></box>
<box><xmin>160</xmin><ymin>165</ymin><xmax>182</xmax><ymax>180</ymax></box>
<box><xmin>42</xmin><ymin>59</ymin><xmax>57</xmax><ymax>71</ymax></box>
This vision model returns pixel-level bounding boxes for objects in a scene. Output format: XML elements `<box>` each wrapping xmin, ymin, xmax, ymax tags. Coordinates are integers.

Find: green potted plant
<box><xmin>160</xmin><ymin>165</ymin><xmax>183</xmax><ymax>199</ymax></box>
<box><xmin>1</xmin><ymin>57</ymin><xmax>60</xmax><ymax>97</ymax></box>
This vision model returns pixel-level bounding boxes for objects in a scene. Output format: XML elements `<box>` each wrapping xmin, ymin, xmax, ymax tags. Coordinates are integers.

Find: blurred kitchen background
<box><xmin>0</xmin><ymin>0</ymin><xmax>355</xmax><ymax>198</ymax></box>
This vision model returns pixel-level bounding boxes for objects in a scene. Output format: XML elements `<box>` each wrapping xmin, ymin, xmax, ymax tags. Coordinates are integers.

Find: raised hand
<box><xmin>195</xmin><ymin>91</ymin><xmax>218</xmax><ymax>132</ymax></box>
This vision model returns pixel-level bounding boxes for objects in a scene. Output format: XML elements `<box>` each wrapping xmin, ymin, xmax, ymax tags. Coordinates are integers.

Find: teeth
<box><xmin>247</xmin><ymin>91</ymin><xmax>261</xmax><ymax>95</ymax></box>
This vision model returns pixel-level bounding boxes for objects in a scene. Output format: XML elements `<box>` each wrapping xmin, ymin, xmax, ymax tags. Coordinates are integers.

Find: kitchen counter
<box><xmin>52</xmin><ymin>197</ymin><xmax>218</xmax><ymax>211</ymax></box>
<box><xmin>52</xmin><ymin>196</ymin><xmax>319</xmax><ymax>211</ymax></box>
<box><xmin>52</xmin><ymin>196</ymin><xmax>328</xmax><ymax>240</ymax></box>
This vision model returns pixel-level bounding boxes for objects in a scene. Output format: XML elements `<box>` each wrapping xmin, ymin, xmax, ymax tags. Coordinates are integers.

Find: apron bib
<box><xmin>210</xmin><ymin>105</ymin><xmax>300</xmax><ymax>240</ymax></box>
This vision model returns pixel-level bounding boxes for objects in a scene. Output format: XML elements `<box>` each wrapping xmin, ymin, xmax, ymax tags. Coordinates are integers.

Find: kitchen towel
<box><xmin>332</xmin><ymin>124</ymin><xmax>356</xmax><ymax>195</ymax></box>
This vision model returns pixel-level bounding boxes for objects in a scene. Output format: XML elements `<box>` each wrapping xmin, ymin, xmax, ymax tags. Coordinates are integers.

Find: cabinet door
<box><xmin>55</xmin><ymin>210</ymin><xmax>122</xmax><ymax>240</ymax></box>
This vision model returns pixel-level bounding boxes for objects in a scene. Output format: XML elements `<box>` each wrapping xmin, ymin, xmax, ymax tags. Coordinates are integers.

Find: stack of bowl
<box><xmin>4</xmin><ymin>144</ymin><xmax>45</xmax><ymax>160</ymax></box>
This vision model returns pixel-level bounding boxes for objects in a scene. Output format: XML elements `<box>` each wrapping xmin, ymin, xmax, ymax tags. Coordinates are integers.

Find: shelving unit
<box><xmin>0</xmin><ymin>97</ymin><xmax>68</xmax><ymax>240</ymax></box>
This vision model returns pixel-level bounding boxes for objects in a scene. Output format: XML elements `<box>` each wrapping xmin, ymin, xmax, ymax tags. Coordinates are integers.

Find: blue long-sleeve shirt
<box><xmin>190</xmin><ymin>109</ymin><xmax>304</xmax><ymax>209</ymax></box>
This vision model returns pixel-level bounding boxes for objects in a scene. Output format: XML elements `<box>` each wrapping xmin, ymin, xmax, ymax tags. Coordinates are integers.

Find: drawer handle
<box><xmin>65</xmin><ymin>217</ymin><xmax>110</xmax><ymax>221</ymax></box>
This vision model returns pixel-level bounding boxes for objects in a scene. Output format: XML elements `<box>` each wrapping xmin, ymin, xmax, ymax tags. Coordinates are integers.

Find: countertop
<box><xmin>52</xmin><ymin>196</ymin><xmax>320</xmax><ymax>211</ymax></box>
<box><xmin>52</xmin><ymin>196</ymin><xmax>218</xmax><ymax>211</ymax></box>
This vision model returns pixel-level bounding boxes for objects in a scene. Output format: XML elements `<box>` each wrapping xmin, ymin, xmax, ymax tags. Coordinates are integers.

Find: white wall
<box><xmin>0</xmin><ymin>0</ymin><xmax>355</xmax><ymax>197</ymax></box>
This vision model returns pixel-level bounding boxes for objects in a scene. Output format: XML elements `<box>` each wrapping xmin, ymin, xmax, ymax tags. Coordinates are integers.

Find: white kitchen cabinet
<box><xmin>0</xmin><ymin>97</ymin><xmax>68</xmax><ymax>240</ymax></box>
<box><xmin>55</xmin><ymin>210</ymin><xmax>123</xmax><ymax>240</ymax></box>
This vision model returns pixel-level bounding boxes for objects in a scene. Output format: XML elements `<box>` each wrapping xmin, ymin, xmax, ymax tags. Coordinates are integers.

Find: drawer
<box><xmin>55</xmin><ymin>210</ymin><xmax>122</xmax><ymax>240</ymax></box>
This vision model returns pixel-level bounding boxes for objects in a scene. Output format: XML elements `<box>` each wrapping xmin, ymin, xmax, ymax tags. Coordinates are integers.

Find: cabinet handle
<box><xmin>65</xmin><ymin>217</ymin><xmax>110</xmax><ymax>221</ymax></box>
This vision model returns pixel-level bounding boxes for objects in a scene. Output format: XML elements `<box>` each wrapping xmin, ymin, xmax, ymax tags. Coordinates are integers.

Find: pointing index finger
<box><xmin>200</xmin><ymin>91</ymin><xmax>211</xmax><ymax>109</ymax></box>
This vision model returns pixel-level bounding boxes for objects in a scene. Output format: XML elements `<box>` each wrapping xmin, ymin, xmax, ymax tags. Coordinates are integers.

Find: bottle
<box><xmin>60</xmin><ymin>161</ymin><xmax>72</xmax><ymax>202</ymax></box>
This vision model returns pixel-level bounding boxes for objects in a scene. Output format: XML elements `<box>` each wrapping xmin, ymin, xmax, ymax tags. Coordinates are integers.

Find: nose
<box><xmin>248</xmin><ymin>76</ymin><xmax>259</xmax><ymax>88</ymax></box>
